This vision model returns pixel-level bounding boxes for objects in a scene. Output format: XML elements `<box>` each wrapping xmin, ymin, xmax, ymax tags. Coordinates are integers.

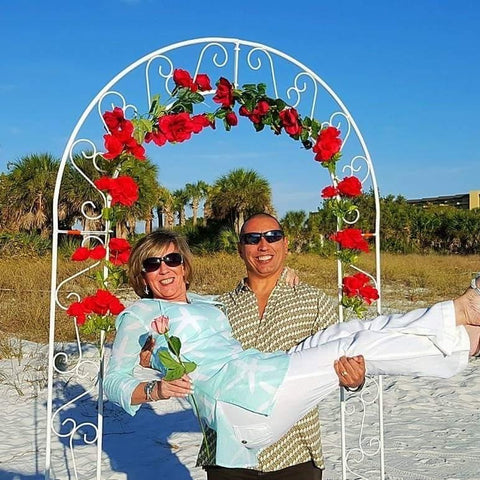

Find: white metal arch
<box><xmin>45</xmin><ymin>37</ymin><xmax>383</xmax><ymax>480</ymax></box>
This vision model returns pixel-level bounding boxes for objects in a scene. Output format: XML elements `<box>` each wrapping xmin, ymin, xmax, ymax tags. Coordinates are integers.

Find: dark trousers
<box><xmin>204</xmin><ymin>461</ymin><xmax>323</xmax><ymax>480</ymax></box>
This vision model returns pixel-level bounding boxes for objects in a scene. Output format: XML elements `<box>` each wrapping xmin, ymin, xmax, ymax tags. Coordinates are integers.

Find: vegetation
<box><xmin>0</xmin><ymin>252</ymin><xmax>478</xmax><ymax>349</ymax></box>
<box><xmin>1</xmin><ymin>151</ymin><xmax>480</xmax><ymax>350</ymax></box>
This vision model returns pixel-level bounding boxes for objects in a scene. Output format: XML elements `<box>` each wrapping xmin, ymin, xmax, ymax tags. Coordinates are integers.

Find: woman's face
<box><xmin>142</xmin><ymin>242</ymin><xmax>187</xmax><ymax>302</ymax></box>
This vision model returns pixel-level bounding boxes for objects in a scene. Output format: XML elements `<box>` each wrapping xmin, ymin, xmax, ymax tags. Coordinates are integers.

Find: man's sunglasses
<box><xmin>142</xmin><ymin>253</ymin><xmax>183</xmax><ymax>272</ymax></box>
<box><xmin>239</xmin><ymin>229</ymin><xmax>285</xmax><ymax>245</ymax></box>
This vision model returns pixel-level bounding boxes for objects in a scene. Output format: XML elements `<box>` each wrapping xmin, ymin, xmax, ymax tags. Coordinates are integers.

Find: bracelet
<box><xmin>344</xmin><ymin>379</ymin><xmax>366</xmax><ymax>393</ymax></box>
<box><xmin>144</xmin><ymin>380</ymin><xmax>158</xmax><ymax>401</ymax></box>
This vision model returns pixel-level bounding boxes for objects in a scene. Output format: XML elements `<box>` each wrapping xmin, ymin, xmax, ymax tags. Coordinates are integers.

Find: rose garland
<box><xmin>66</xmin><ymin>67</ymin><xmax>378</xmax><ymax>334</ymax></box>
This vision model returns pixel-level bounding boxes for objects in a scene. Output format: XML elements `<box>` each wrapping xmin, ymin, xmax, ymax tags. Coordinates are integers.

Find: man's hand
<box><xmin>284</xmin><ymin>267</ymin><xmax>300</xmax><ymax>287</ymax></box>
<box><xmin>334</xmin><ymin>355</ymin><xmax>366</xmax><ymax>390</ymax></box>
<box><xmin>140</xmin><ymin>335</ymin><xmax>155</xmax><ymax>368</ymax></box>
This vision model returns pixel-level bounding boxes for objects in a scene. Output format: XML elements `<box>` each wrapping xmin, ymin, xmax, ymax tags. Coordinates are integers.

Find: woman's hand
<box><xmin>334</xmin><ymin>355</ymin><xmax>366</xmax><ymax>391</ymax></box>
<box><xmin>157</xmin><ymin>374</ymin><xmax>193</xmax><ymax>399</ymax></box>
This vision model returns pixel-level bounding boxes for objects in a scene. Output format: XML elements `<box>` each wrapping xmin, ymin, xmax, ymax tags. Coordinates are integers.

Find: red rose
<box><xmin>313</xmin><ymin>126</ymin><xmax>342</xmax><ymax>162</ymax></box>
<box><xmin>71</xmin><ymin>246</ymin><xmax>91</xmax><ymax>261</ymax></box>
<box><xmin>359</xmin><ymin>285</ymin><xmax>379</xmax><ymax>304</ymax></box>
<box><xmin>87</xmin><ymin>289</ymin><xmax>111</xmax><ymax>315</ymax></box>
<box><xmin>103</xmin><ymin>107</ymin><xmax>125</xmax><ymax>131</ymax></box>
<box><xmin>239</xmin><ymin>101</ymin><xmax>270</xmax><ymax>124</ymax></box>
<box><xmin>90</xmin><ymin>245</ymin><xmax>107</xmax><ymax>260</ymax></box>
<box><xmin>145</xmin><ymin>129</ymin><xmax>167</xmax><ymax>147</ymax></box>
<box><xmin>103</xmin><ymin>126</ymin><xmax>144</xmax><ymax>161</ymax></box>
<box><xmin>342</xmin><ymin>272</ymin><xmax>378</xmax><ymax>304</ymax></box>
<box><xmin>95</xmin><ymin>176</ymin><xmax>139</xmax><ymax>207</ymax></box>
<box><xmin>321</xmin><ymin>185</ymin><xmax>338</xmax><ymax>199</ymax></box>
<box><xmin>194</xmin><ymin>73</ymin><xmax>212</xmax><ymax>91</ymax></box>
<box><xmin>213</xmin><ymin>77</ymin><xmax>234</xmax><ymax>108</ymax></box>
<box><xmin>191</xmin><ymin>114</ymin><xmax>212</xmax><ymax>134</ymax></box>
<box><xmin>103</xmin><ymin>108</ymin><xmax>135</xmax><ymax>140</ymax></box>
<box><xmin>109</xmin><ymin>237</ymin><xmax>131</xmax><ymax>265</ymax></box>
<box><xmin>279</xmin><ymin>108</ymin><xmax>302</xmax><ymax>136</ymax></box>
<box><xmin>343</xmin><ymin>275</ymin><xmax>364</xmax><ymax>297</ymax></box>
<box><xmin>123</xmin><ymin>137</ymin><xmax>146</xmax><ymax>161</ymax></box>
<box><xmin>110</xmin><ymin>176</ymin><xmax>139</xmax><ymax>206</ymax></box>
<box><xmin>331</xmin><ymin>228</ymin><xmax>369</xmax><ymax>252</ymax></box>
<box><xmin>94</xmin><ymin>176</ymin><xmax>112</xmax><ymax>191</ymax></box>
<box><xmin>255</xmin><ymin>100</ymin><xmax>270</xmax><ymax>116</ymax></box>
<box><xmin>239</xmin><ymin>106</ymin><xmax>250</xmax><ymax>117</ymax></box>
<box><xmin>173</xmin><ymin>69</ymin><xmax>196</xmax><ymax>91</ymax></box>
<box><xmin>66</xmin><ymin>301</ymin><xmax>88</xmax><ymax>325</ymax></box>
<box><xmin>225</xmin><ymin>111</ymin><xmax>238</xmax><ymax>126</ymax></box>
<box><xmin>239</xmin><ymin>105</ymin><xmax>260</xmax><ymax>124</ymax></box>
<box><xmin>158</xmin><ymin>113</ymin><xmax>194</xmax><ymax>143</ymax></box>
<box><xmin>337</xmin><ymin>176</ymin><xmax>362</xmax><ymax>197</ymax></box>
<box><xmin>103</xmin><ymin>134</ymin><xmax>124</xmax><ymax>159</ymax></box>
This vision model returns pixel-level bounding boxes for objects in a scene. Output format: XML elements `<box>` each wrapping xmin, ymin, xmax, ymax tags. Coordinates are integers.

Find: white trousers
<box><xmin>219</xmin><ymin>301</ymin><xmax>470</xmax><ymax>451</ymax></box>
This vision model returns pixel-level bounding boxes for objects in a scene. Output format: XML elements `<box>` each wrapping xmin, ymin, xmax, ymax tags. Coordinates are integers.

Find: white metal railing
<box><xmin>45</xmin><ymin>37</ymin><xmax>382</xmax><ymax>479</ymax></box>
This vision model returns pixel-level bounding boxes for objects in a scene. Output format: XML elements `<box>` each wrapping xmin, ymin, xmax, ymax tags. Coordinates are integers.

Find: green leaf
<box><xmin>158</xmin><ymin>350</ymin><xmax>182</xmax><ymax>369</ymax></box>
<box><xmin>168</xmin><ymin>336</ymin><xmax>182</xmax><ymax>356</ymax></box>
<box><xmin>163</xmin><ymin>365</ymin><xmax>185</xmax><ymax>381</ymax></box>
<box><xmin>182</xmin><ymin>361</ymin><xmax>197</xmax><ymax>374</ymax></box>
<box><xmin>275</xmin><ymin>98</ymin><xmax>287</xmax><ymax>111</ymax></box>
<box><xmin>149</xmin><ymin>94</ymin><xmax>160</xmax><ymax>115</ymax></box>
<box><xmin>257</xmin><ymin>83</ymin><xmax>267</xmax><ymax>96</ymax></box>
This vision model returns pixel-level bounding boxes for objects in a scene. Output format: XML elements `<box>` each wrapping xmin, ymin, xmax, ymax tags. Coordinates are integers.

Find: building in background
<box><xmin>407</xmin><ymin>190</ymin><xmax>480</xmax><ymax>210</ymax></box>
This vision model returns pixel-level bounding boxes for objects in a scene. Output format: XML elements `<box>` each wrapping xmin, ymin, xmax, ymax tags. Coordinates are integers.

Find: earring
<box><xmin>144</xmin><ymin>284</ymin><xmax>150</xmax><ymax>296</ymax></box>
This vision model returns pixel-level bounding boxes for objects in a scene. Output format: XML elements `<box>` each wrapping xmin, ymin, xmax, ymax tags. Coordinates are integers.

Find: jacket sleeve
<box><xmin>104</xmin><ymin>310</ymin><xmax>151</xmax><ymax>416</ymax></box>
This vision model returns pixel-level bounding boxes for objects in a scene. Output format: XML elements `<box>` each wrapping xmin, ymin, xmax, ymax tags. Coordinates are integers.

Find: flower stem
<box><xmin>189</xmin><ymin>393</ymin><xmax>211</xmax><ymax>458</ymax></box>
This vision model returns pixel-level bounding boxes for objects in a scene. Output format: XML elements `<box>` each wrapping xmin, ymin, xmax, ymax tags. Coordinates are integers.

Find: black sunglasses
<box><xmin>239</xmin><ymin>229</ymin><xmax>285</xmax><ymax>245</ymax></box>
<box><xmin>142</xmin><ymin>253</ymin><xmax>183</xmax><ymax>272</ymax></box>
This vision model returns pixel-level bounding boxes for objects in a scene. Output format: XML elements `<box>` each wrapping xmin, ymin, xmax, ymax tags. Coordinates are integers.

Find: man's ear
<box><xmin>237</xmin><ymin>242</ymin><xmax>244</xmax><ymax>259</ymax></box>
<box><xmin>284</xmin><ymin>237</ymin><xmax>289</xmax><ymax>253</ymax></box>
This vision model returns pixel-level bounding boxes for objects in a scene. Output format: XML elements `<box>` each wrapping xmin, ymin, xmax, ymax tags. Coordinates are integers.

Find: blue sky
<box><xmin>2</xmin><ymin>1</ymin><xmax>479</xmax><ymax>217</ymax></box>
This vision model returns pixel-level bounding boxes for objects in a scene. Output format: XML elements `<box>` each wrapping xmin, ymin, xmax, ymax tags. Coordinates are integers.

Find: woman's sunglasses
<box><xmin>239</xmin><ymin>229</ymin><xmax>285</xmax><ymax>245</ymax></box>
<box><xmin>142</xmin><ymin>253</ymin><xmax>183</xmax><ymax>272</ymax></box>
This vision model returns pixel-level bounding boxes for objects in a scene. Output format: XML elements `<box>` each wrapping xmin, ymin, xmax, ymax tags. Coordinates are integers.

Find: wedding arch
<box><xmin>45</xmin><ymin>37</ymin><xmax>383</xmax><ymax>479</ymax></box>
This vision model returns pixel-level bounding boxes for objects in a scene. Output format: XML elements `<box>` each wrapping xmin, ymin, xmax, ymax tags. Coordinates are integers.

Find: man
<box><xmin>198</xmin><ymin>213</ymin><xmax>365</xmax><ymax>480</ymax></box>
<box><xmin>140</xmin><ymin>213</ymin><xmax>365</xmax><ymax>479</ymax></box>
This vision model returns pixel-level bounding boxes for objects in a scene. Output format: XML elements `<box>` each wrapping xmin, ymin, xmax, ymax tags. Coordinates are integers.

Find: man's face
<box><xmin>238</xmin><ymin>216</ymin><xmax>289</xmax><ymax>280</ymax></box>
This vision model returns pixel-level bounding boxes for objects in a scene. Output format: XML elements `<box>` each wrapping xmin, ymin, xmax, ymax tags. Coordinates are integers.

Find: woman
<box><xmin>104</xmin><ymin>229</ymin><xmax>480</xmax><ymax>467</ymax></box>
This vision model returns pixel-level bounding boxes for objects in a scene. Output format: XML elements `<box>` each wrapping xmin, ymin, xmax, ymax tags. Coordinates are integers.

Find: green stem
<box><xmin>189</xmin><ymin>393</ymin><xmax>211</xmax><ymax>459</ymax></box>
<box><xmin>164</xmin><ymin>331</ymin><xmax>211</xmax><ymax>459</ymax></box>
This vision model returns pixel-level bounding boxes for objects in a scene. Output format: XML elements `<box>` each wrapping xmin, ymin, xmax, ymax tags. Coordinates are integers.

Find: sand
<box><xmin>0</xmin><ymin>338</ymin><xmax>479</xmax><ymax>480</ymax></box>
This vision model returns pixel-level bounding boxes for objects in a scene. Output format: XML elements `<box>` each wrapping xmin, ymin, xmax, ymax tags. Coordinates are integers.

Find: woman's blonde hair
<box><xmin>128</xmin><ymin>229</ymin><xmax>193</xmax><ymax>298</ymax></box>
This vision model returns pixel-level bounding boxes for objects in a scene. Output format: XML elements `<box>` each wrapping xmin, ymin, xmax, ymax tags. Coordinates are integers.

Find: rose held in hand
<box><xmin>151</xmin><ymin>316</ymin><xmax>169</xmax><ymax>335</ymax></box>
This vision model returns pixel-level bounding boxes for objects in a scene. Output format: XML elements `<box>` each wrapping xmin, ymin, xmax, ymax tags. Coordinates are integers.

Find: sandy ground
<box><xmin>0</xmin><ymin>338</ymin><xmax>479</xmax><ymax>480</ymax></box>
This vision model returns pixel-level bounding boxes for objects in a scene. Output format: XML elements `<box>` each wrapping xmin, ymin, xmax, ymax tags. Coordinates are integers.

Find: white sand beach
<box><xmin>1</xmin><ymin>338</ymin><xmax>479</xmax><ymax>480</ymax></box>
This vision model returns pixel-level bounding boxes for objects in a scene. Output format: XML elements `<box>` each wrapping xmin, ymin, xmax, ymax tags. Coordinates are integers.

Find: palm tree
<box><xmin>5</xmin><ymin>153</ymin><xmax>59</xmax><ymax>236</ymax></box>
<box><xmin>185</xmin><ymin>180</ymin><xmax>209</xmax><ymax>227</ymax></box>
<box><xmin>62</xmin><ymin>152</ymin><xmax>105</xmax><ymax>233</ymax></box>
<box><xmin>282</xmin><ymin>210</ymin><xmax>308</xmax><ymax>253</ymax></box>
<box><xmin>210</xmin><ymin>168</ymin><xmax>273</xmax><ymax>234</ymax></box>
<box><xmin>63</xmin><ymin>152</ymin><xmax>161</xmax><ymax>238</ymax></box>
<box><xmin>156</xmin><ymin>186</ymin><xmax>175</xmax><ymax>228</ymax></box>
<box><xmin>172</xmin><ymin>188</ymin><xmax>189</xmax><ymax>227</ymax></box>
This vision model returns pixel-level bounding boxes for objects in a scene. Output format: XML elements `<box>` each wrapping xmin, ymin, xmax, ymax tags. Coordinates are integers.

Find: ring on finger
<box><xmin>341</xmin><ymin>371</ymin><xmax>348</xmax><ymax>377</ymax></box>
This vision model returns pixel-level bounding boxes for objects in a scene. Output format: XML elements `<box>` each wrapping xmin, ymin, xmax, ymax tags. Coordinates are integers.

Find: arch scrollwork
<box><xmin>45</xmin><ymin>37</ymin><xmax>382</xmax><ymax>480</ymax></box>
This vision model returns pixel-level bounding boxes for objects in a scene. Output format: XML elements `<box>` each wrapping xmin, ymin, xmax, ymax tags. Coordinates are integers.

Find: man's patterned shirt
<box><xmin>197</xmin><ymin>271</ymin><xmax>337</xmax><ymax>471</ymax></box>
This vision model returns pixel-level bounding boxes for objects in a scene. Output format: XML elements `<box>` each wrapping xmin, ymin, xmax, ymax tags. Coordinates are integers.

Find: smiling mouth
<box><xmin>160</xmin><ymin>278</ymin><xmax>175</xmax><ymax>285</ymax></box>
<box><xmin>257</xmin><ymin>255</ymin><xmax>273</xmax><ymax>262</ymax></box>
